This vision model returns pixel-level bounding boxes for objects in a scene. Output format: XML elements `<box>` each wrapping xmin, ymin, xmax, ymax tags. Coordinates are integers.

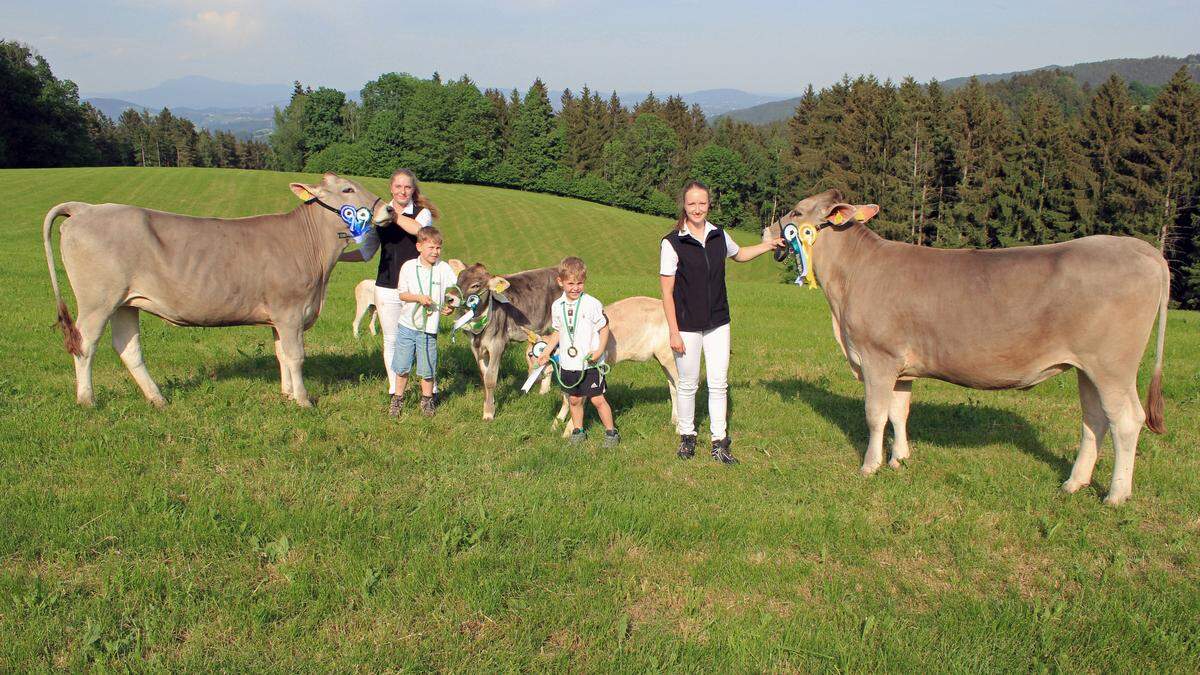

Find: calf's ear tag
<box><xmin>488</xmin><ymin>277</ymin><xmax>511</xmax><ymax>294</ymax></box>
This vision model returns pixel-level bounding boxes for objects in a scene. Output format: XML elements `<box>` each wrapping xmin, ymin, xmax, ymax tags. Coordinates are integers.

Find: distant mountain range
<box><xmin>718</xmin><ymin>54</ymin><xmax>1200</xmax><ymax>125</ymax></box>
<box><xmin>83</xmin><ymin>77</ymin><xmax>795</xmax><ymax>139</ymax></box>
<box><xmin>82</xmin><ymin>54</ymin><xmax>1200</xmax><ymax>139</ymax></box>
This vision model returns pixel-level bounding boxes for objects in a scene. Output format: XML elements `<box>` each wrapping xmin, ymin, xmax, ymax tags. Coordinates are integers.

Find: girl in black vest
<box><xmin>660</xmin><ymin>181</ymin><xmax>783</xmax><ymax>463</ymax></box>
<box><xmin>339</xmin><ymin>168</ymin><xmax>440</xmax><ymax>401</ymax></box>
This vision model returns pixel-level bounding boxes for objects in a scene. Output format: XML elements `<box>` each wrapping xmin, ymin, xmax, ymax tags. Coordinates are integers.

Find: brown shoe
<box><xmin>388</xmin><ymin>394</ymin><xmax>403</xmax><ymax>417</ymax></box>
<box><xmin>419</xmin><ymin>395</ymin><xmax>436</xmax><ymax>417</ymax></box>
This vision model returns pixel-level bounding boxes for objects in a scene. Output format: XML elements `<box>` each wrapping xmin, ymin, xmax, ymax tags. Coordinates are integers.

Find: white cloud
<box><xmin>181</xmin><ymin>8</ymin><xmax>261</xmax><ymax>45</ymax></box>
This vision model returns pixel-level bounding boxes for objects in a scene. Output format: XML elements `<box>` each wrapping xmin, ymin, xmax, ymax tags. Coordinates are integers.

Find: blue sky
<box><xmin>7</xmin><ymin>0</ymin><xmax>1199</xmax><ymax>96</ymax></box>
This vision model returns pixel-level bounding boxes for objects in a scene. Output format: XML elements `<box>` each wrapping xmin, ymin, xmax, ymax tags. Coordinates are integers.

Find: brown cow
<box><xmin>764</xmin><ymin>189</ymin><xmax>1168</xmax><ymax>505</ymax></box>
<box><xmin>43</xmin><ymin>173</ymin><xmax>393</xmax><ymax>408</ymax></box>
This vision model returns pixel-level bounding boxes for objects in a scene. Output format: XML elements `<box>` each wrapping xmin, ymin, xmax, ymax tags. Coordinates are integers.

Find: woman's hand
<box><xmin>440</xmin><ymin>305</ymin><xmax>453</xmax><ymax>316</ymax></box>
<box><xmin>588</xmin><ymin>348</ymin><xmax>605</xmax><ymax>363</ymax></box>
<box><xmin>669</xmin><ymin>330</ymin><xmax>685</xmax><ymax>354</ymax></box>
<box><xmin>417</xmin><ymin>294</ymin><xmax>434</xmax><ymax>307</ymax></box>
<box><xmin>537</xmin><ymin>352</ymin><xmax>550</xmax><ymax>367</ymax></box>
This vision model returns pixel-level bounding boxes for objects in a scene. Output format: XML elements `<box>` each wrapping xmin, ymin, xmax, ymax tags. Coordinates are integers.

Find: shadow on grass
<box><xmin>764</xmin><ymin>377</ymin><xmax>1071</xmax><ymax>476</ymax></box>
<box><xmin>173</xmin><ymin>341</ymin><xmax>486</xmax><ymax>402</ymax></box>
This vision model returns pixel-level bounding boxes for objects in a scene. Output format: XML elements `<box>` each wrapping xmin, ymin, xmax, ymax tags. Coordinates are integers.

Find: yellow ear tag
<box><xmin>830</xmin><ymin>212</ymin><xmax>845</xmax><ymax>225</ymax></box>
<box><xmin>296</xmin><ymin>187</ymin><xmax>314</xmax><ymax>200</ymax></box>
<box><xmin>854</xmin><ymin>207</ymin><xmax>873</xmax><ymax>221</ymax></box>
<box><xmin>488</xmin><ymin>277</ymin><xmax>511</xmax><ymax>293</ymax></box>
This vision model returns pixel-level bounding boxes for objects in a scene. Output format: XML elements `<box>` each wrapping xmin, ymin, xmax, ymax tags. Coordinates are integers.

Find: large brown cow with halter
<box><xmin>764</xmin><ymin>189</ymin><xmax>1169</xmax><ymax>505</ymax></box>
<box><xmin>43</xmin><ymin>173</ymin><xmax>393</xmax><ymax>408</ymax></box>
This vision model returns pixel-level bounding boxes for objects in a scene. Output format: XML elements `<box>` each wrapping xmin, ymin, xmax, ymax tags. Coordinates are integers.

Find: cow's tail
<box><xmin>43</xmin><ymin>202</ymin><xmax>88</xmax><ymax>356</ymax></box>
<box><xmin>1144</xmin><ymin>260</ymin><xmax>1169</xmax><ymax>434</ymax></box>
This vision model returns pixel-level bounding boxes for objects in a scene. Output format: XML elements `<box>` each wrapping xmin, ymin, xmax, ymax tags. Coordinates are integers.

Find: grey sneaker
<box><xmin>711</xmin><ymin>437</ymin><xmax>738</xmax><ymax>465</ymax></box>
<box><xmin>603</xmin><ymin>429</ymin><xmax>620</xmax><ymax>447</ymax></box>
<box><xmin>568</xmin><ymin>429</ymin><xmax>587</xmax><ymax>445</ymax></box>
<box><xmin>388</xmin><ymin>394</ymin><xmax>403</xmax><ymax>417</ymax></box>
<box><xmin>419</xmin><ymin>395</ymin><xmax>436</xmax><ymax>417</ymax></box>
<box><xmin>677</xmin><ymin>434</ymin><xmax>697</xmax><ymax>459</ymax></box>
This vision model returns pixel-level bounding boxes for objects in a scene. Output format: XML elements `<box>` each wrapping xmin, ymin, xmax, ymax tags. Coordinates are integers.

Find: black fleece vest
<box><xmin>664</xmin><ymin>226</ymin><xmax>731</xmax><ymax>332</ymax></box>
<box><xmin>375</xmin><ymin>205</ymin><xmax>423</xmax><ymax>289</ymax></box>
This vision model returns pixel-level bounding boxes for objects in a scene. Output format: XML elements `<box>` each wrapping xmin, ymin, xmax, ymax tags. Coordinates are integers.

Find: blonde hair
<box><xmin>556</xmin><ymin>256</ymin><xmax>587</xmax><ymax>280</ymax></box>
<box><xmin>416</xmin><ymin>225</ymin><xmax>442</xmax><ymax>244</ymax></box>
<box><xmin>390</xmin><ymin>168</ymin><xmax>441</xmax><ymax>219</ymax></box>
<box><xmin>673</xmin><ymin>180</ymin><xmax>710</xmax><ymax>233</ymax></box>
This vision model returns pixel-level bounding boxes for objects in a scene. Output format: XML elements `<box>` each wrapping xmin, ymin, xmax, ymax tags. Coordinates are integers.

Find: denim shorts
<box><xmin>392</xmin><ymin>324</ymin><xmax>438</xmax><ymax>380</ymax></box>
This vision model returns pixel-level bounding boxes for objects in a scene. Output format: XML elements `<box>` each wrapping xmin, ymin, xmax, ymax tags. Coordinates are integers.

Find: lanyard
<box><xmin>560</xmin><ymin>297</ymin><xmax>581</xmax><ymax>354</ymax></box>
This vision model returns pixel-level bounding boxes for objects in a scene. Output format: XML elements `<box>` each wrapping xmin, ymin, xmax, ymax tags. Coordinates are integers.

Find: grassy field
<box><xmin>2</xmin><ymin>167</ymin><xmax>1199</xmax><ymax>671</ymax></box>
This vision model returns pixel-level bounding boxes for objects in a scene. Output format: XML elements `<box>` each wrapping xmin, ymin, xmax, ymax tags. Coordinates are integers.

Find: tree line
<box><xmin>271</xmin><ymin>68</ymin><xmax>1199</xmax><ymax>307</ymax></box>
<box><xmin>0</xmin><ymin>40</ymin><xmax>269</xmax><ymax>170</ymax></box>
<box><xmin>3</xmin><ymin>38</ymin><xmax>1197</xmax><ymax>306</ymax></box>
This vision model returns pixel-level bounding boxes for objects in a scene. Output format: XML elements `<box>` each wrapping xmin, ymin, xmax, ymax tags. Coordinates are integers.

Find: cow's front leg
<box><xmin>275</xmin><ymin>323</ymin><xmax>311</xmax><ymax>407</ymax></box>
<box><xmin>888</xmin><ymin>380</ymin><xmax>913</xmax><ymax>469</ymax></box>
<box><xmin>477</xmin><ymin>338</ymin><xmax>502</xmax><ymax>420</ymax></box>
<box><xmin>860</xmin><ymin>367</ymin><xmax>897</xmax><ymax>476</ymax></box>
<box><xmin>272</xmin><ymin>327</ymin><xmax>292</xmax><ymax>398</ymax></box>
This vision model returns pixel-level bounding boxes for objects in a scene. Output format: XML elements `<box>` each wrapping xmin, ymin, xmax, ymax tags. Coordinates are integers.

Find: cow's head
<box><xmin>762</xmin><ymin>189</ymin><xmax>879</xmax><ymax>284</ymax></box>
<box><xmin>445</xmin><ymin>262</ymin><xmax>512</xmax><ymax>331</ymax></box>
<box><xmin>289</xmin><ymin>173</ymin><xmax>394</xmax><ymax>239</ymax></box>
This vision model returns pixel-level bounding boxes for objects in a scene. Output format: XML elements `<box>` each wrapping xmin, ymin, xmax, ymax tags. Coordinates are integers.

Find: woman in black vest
<box><xmin>339</xmin><ymin>168</ymin><xmax>440</xmax><ymax>397</ymax></box>
<box><xmin>660</xmin><ymin>180</ymin><xmax>783</xmax><ymax>463</ymax></box>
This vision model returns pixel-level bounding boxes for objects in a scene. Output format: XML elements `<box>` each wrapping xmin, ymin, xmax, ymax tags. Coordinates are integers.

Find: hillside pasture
<box><xmin>2</xmin><ymin>167</ymin><xmax>1198</xmax><ymax>670</ymax></box>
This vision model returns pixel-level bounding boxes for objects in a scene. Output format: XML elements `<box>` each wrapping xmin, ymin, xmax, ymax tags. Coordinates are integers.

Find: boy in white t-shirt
<box><xmin>391</xmin><ymin>226</ymin><xmax>458</xmax><ymax>417</ymax></box>
<box><xmin>536</xmin><ymin>257</ymin><xmax>619</xmax><ymax>446</ymax></box>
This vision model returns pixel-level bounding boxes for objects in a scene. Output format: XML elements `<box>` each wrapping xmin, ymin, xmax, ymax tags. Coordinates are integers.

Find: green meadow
<box><xmin>2</xmin><ymin>167</ymin><xmax>1198</xmax><ymax>671</ymax></box>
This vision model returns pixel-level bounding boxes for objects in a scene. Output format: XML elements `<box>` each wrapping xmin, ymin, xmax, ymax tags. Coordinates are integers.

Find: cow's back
<box><xmin>844</xmin><ymin>235</ymin><xmax>1165</xmax><ymax>387</ymax></box>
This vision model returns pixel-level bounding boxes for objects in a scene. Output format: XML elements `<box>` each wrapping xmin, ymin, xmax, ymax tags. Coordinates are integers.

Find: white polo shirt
<box><xmin>550</xmin><ymin>292</ymin><xmax>608</xmax><ymax>371</ymax></box>
<box><xmin>659</xmin><ymin>221</ymin><xmax>740</xmax><ymax>276</ymax></box>
<box><xmin>396</xmin><ymin>258</ymin><xmax>459</xmax><ymax>334</ymax></box>
<box><xmin>356</xmin><ymin>200</ymin><xmax>433</xmax><ymax>261</ymax></box>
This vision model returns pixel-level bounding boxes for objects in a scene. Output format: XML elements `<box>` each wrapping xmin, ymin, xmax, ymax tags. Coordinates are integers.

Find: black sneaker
<box><xmin>568</xmin><ymin>429</ymin><xmax>587</xmax><ymax>445</ymax></box>
<box><xmin>677</xmin><ymin>434</ymin><xmax>697</xmax><ymax>459</ymax></box>
<box><xmin>603</xmin><ymin>429</ymin><xmax>620</xmax><ymax>448</ymax></box>
<box><xmin>388</xmin><ymin>394</ymin><xmax>403</xmax><ymax>417</ymax></box>
<box><xmin>419</xmin><ymin>395</ymin><xmax>436</xmax><ymax>417</ymax></box>
<box><xmin>711</xmin><ymin>437</ymin><xmax>738</xmax><ymax>465</ymax></box>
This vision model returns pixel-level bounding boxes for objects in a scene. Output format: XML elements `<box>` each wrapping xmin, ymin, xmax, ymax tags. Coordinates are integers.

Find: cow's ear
<box><xmin>853</xmin><ymin>204</ymin><xmax>880</xmax><ymax>223</ymax></box>
<box><xmin>447</xmin><ymin>259</ymin><xmax>466</xmax><ymax>275</ymax></box>
<box><xmin>290</xmin><ymin>182</ymin><xmax>318</xmax><ymax>201</ymax></box>
<box><xmin>488</xmin><ymin>276</ymin><xmax>511</xmax><ymax>294</ymax></box>
<box><xmin>824</xmin><ymin>203</ymin><xmax>856</xmax><ymax>225</ymax></box>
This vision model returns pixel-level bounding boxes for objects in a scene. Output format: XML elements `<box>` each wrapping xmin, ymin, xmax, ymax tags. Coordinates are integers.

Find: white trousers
<box><xmin>374</xmin><ymin>285</ymin><xmax>404</xmax><ymax>394</ymax></box>
<box><xmin>375</xmin><ymin>284</ymin><xmax>439</xmax><ymax>396</ymax></box>
<box><xmin>673</xmin><ymin>323</ymin><xmax>731</xmax><ymax>439</ymax></box>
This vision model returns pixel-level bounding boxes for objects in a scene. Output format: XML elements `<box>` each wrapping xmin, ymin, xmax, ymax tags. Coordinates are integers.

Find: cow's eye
<box><xmin>342</xmin><ymin>187</ymin><xmax>354</xmax><ymax>193</ymax></box>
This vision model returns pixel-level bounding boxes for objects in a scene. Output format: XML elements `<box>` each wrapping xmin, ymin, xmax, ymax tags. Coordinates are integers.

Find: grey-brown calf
<box><xmin>552</xmin><ymin>295</ymin><xmax>678</xmax><ymax>436</ymax></box>
<box><xmin>765</xmin><ymin>189</ymin><xmax>1168</xmax><ymax>505</ymax></box>
<box><xmin>452</xmin><ymin>262</ymin><xmax>561</xmax><ymax>419</ymax></box>
<box><xmin>44</xmin><ymin>173</ymin><xmax>393</xmax><ymax>408</ymax></box>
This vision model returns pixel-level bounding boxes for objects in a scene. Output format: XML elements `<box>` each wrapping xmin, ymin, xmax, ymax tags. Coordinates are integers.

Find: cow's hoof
<box><xmin>149</xmin><ymin>396</ymin><xmax>167</xmax><ymax>409</ymax></box>
<box><xmin>295</xmin><ymin>397</ymin><xmax>314</xmax><ymax>408</ymax></box>
<box><xmin>888</xmin><ymin>458</ymin><xmax>903</xmax><ymax>470</ymax></box>
<box><xmin>1061</xmin><ymin>478</ymin><xmax>1088</xmax><ymax>494</ymax></box>
<box><xmin>1103</xmin><ymin>492</ymin><xmax>1129</xmax><ymax>506</ymax></box>
<box><xmin>482</xmin><ymin>413</ymin><xmax>494</xmax><ymax>421</ymax></box>
<box><xmin>77</xmin><ymin>395</ymin><xmax>95</xmax><ymax>408</ymax></box>
<box><xmin>859</xmin><ymin>464</ymin><xmax>882</xmax><ymax>477</ymax></box>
